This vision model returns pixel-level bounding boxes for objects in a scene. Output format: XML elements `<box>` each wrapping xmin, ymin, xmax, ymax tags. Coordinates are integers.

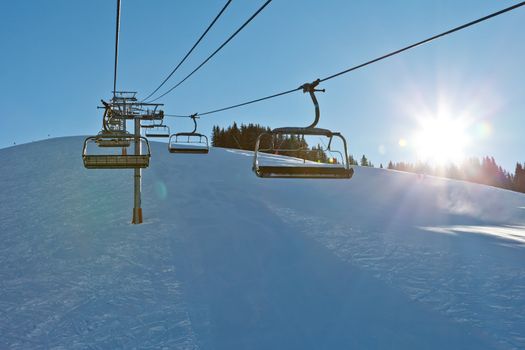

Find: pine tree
<box><xmin>360</xmin><ymin>155</ymin><xmax>368</xmax><ymax>167</ymax></box>
<box><xmin>514</xmin><ymin>163</ymin><xmax>525</xmax><ymax>193</ymax></box>
<box><xmin>348</xmin><ymin>155</ymin><xmax>358</xmax><ymax>165</ymax></box>
<box><xmin>210</xmin><ymin>123</ymin><xmax>330</xmax><ymax>162</ymax></box>
<box><xmin>211</xmin><ymin>126</ymin><xmax>219</xmax><ymax>146</ymax></box>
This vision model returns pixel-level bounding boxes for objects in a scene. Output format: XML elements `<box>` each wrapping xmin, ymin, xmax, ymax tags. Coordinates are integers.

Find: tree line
<box><xmin>211</xmin><ymin>122</ymin><xmax>525</xmax><ymax>194</ymax></box>
<box><xmin>387</xmin><ymin>157</ymin><xmax>525</xmax><ymax>193</ymax></box>
<box><xmin>212</xmin><ymin>122</ymin><xmax>331</xmax><ymax>163</ymax></box>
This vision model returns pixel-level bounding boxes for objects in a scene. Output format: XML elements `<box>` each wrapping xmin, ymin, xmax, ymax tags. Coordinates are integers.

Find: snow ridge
<box><xmin>1</xmin><ymin>137</ymin><xmax>525</xmax><ymax>349</ymax></box>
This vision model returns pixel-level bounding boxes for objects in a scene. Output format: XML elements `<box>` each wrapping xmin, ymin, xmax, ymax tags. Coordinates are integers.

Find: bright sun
<box><xmin>413</xmin><ymin>116</ymin><xmax>470</xmax><ymax>165</ymax></box>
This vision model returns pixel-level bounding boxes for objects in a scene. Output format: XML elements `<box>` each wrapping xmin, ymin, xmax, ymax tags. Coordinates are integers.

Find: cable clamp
<box><xmin>300</xmin><ymin>79</ymin><xmax>325</xmax><ymax>93</ymax></box>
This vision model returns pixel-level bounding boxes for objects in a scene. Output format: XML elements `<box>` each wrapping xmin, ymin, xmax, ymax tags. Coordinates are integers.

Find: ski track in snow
<box><xmin>0</xmin><ymin>139</ymin><xmax>199</xmax><ymax>349</ymax></box>
<box><xmin>268</xmin><ymin>206</ymin><xmax>525</xmax><ymax>349</ymax></box>
<box><xmin>0</xmin><ymin>222</ymin><xmax>199</xmax><ymax>350</ymax></box>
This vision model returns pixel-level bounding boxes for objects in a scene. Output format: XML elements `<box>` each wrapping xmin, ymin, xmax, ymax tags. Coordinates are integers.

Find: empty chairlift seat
<box><xmin>168</xmin><ymin>115</ymin><xmax>209</xmax><ymax>154</ymax></box>
<box><xmin>253</xmin><ymin>128</ymin><xmax>353</xmax><ymax>179</ymax></box>
<box><xmin>83</xmin><ymin>135</ymin><xmax>151</xmax><ymax>169</ymax></box>
<box><xmin>252</xmin><ymin>79</ymin><xmax>354</xmax><ymax>179</ymax></box>
<box><xmin>168</xmin><ymin>133</ymin><xmax>209</xmax><ymax>154</ymax></box>
<box><xmin>144</xmin><ymin>125</ymin><xmax>170</xmax><ymax>138</ymax></box>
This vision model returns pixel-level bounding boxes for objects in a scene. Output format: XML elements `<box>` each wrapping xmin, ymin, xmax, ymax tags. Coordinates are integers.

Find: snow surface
<box><xmin>255</xmin><ymin>151</ymin><xmax>345</xmax><ymax>168</ymax></box>
<box><xmin>1</xmin><ymin>136</ymin><xmax>525</xmax><ymax>349</ymax></box>
<box><xmin>169</xmin><ymin>142</ymin><xmax>208</xmax><ymax>151</ymax></box>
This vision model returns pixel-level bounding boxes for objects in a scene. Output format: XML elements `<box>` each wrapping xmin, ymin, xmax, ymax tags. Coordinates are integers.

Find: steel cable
<box><xmin>165</xmin><ymin>2</ymin><xmax>524</xmax><ymax>117</ymax></box>
<box><xmin>143</xmin><ymin>0</ymin><xmax>232</xmax><ymax>102</ymax></box>
<box><xmin>148</xmin><ymin>0</ymin><xmax>273</xmax><ymax>103</ymax></box>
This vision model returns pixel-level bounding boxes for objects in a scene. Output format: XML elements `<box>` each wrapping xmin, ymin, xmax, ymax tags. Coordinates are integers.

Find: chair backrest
<box><xmin>145</xmin><ymin>125</ymin><xmax>170</xmax><ymax>138</ymax></box>
<box><xmin>168</xmin><ymin>133</ymin><xmax>209</xmax><ymax>154</ymax></box>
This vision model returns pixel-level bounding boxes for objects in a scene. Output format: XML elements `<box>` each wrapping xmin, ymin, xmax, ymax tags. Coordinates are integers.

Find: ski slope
<box><xmin>1</xmin><ymin>136</ymin><xmax>525</xmax><ymax>349</ymax></box>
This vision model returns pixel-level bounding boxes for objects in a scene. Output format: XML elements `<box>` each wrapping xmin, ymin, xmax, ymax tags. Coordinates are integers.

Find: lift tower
<box><xmin>81</xmin><ymin>0</ymin><xmax>165</xmax><ymax>224</ymax></box>
<box><xmin>106</xmin><ymin>92</ymin><xmax>164</xmax><ymax>224</ymax></box>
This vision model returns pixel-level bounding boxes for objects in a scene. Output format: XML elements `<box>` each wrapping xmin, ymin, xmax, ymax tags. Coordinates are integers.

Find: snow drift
<box><xmin>1</xmin><ymin>136</ymin><xmax>525</xmax><ymax>349</ymax></box>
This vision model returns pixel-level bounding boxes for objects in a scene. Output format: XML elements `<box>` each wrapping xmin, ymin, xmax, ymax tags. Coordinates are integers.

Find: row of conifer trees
<box><xmin>211</xmin><ymin>123</ymin><xmax>330</xmax><ymax>162</ymax></box>
<box><xmin>211</xmin><ymin>122</ymin><xmax>525</xmax><ymax>193</ymax></box>
<box><xmin>386</xmin><ymin>158</ymin><xmax>525</xmax><ymax>193</ymax></box>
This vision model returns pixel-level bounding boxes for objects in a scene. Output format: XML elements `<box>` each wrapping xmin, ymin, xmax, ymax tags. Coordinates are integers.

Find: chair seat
<box><xmin>169</xmin><ymin>147</ymin><xmax>209</xmax><ymax>154</ymax></box>
<box><xmin>83</xmin><ymin>155</ymin><xmax>150</xmax><ymax>169</ymax></box>
<box><xmin>256</xmin><ymin>165</ymin><xmax>353</xmax><ymax>178</ymax></box>
<box><xmin>145</xmin><ymin>133</ymin><xmax>170</xmax><ymax>138</ymax></box>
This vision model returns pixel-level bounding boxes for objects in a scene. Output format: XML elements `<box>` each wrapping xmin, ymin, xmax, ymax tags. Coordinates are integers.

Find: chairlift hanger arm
<box><xmin>299</xmin><ymin>79</ymin><xmax>325</xmax><ymax>129</ymax></box>
<box><xmin>190</xmin><ymin>114</ymin><xmax>199</xmax><ymax>134</ymax></box>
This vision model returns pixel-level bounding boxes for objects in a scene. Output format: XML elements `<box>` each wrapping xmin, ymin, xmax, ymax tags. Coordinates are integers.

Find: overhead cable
<box><xmin>142</xmin><ymin>0</ymin><xmax>232</xmax><ymax>102</ymax></box>
<box><xmin>148</xmin><ymin>0</ymin><xmax>273</xmax><ymax>103</ymax></box>
<box><xmin>166</xmin><ymin>1</ymin><xmax>525</xmax><ymax>117</ymax></box>
<box><xmin>319</xmin><ymin>1</ymin><xmax>525</xmax><ymax>83</ymax></box>
<box><xmin>198</xmin><ymin>88</ymin><xmax>300</xmax><ymax>116</ymax></box>
<box><xmin>113</xmin><ymin>0</ymin><xmax>121</xmax><ymax>99</ymax></box>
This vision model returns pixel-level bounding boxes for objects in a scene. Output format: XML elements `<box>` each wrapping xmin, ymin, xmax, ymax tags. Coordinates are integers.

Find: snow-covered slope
<box><xmin>1</xmin><ymin>137</ymin><xmax>525</xmax><ymax>349</ymax></box>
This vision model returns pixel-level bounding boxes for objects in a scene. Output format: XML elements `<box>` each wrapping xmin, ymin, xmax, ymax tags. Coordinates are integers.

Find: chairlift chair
<box><xmin>144</xmin><ymin>124</ymin><xmax>170</xmax><ymax>138</ymax></box>
<box><xmin>253</xmin><ymin>79</ymin><xmax>354</xmax><ymax>179</ymax></box>
<box><xmin>83</xmin><ymin>135</ymin><xmax>151</xmax><ymax>169</ymax></box>
<box><xmin>168</xmin><ymin>115</ymin><xmax>209</xmax><ymax>154</ymax></box>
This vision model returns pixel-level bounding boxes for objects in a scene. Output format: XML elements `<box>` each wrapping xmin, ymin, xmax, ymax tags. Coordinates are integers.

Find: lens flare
<box><xmin>154</xmin><ymin>181</ymin><xmax>168</xmax><ymax>200</ymax></box>
<box><xmin>476</xmin><ymin>121</ymin><xmax>492</xmax><ymax>139</ymax></box>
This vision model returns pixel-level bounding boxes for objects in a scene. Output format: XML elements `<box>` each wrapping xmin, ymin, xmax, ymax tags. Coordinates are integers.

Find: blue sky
<box><xmin>1</xmin><ymin>1</ymin><xmax>524</xmax><ymax>171</ymax></box>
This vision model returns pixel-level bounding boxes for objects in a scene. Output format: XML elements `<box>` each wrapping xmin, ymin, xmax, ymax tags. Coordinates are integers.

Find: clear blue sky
<box><xmin>1</xmin><ymin>1</ymin><xmax>524</xmax><ymax>171</ymax></box>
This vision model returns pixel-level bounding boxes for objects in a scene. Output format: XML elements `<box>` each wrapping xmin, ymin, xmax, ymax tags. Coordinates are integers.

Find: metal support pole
<box><xmin>132</xmin><ymin>117</ymin><xmax>143</xmax><ymax>224</ymax></box>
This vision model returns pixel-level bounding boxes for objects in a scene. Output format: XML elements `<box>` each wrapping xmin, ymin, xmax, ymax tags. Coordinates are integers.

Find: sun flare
<box><xmin>413</xmin><ymin>116</ymin><xmax>470</xmax><ymax>165</ymax></box>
